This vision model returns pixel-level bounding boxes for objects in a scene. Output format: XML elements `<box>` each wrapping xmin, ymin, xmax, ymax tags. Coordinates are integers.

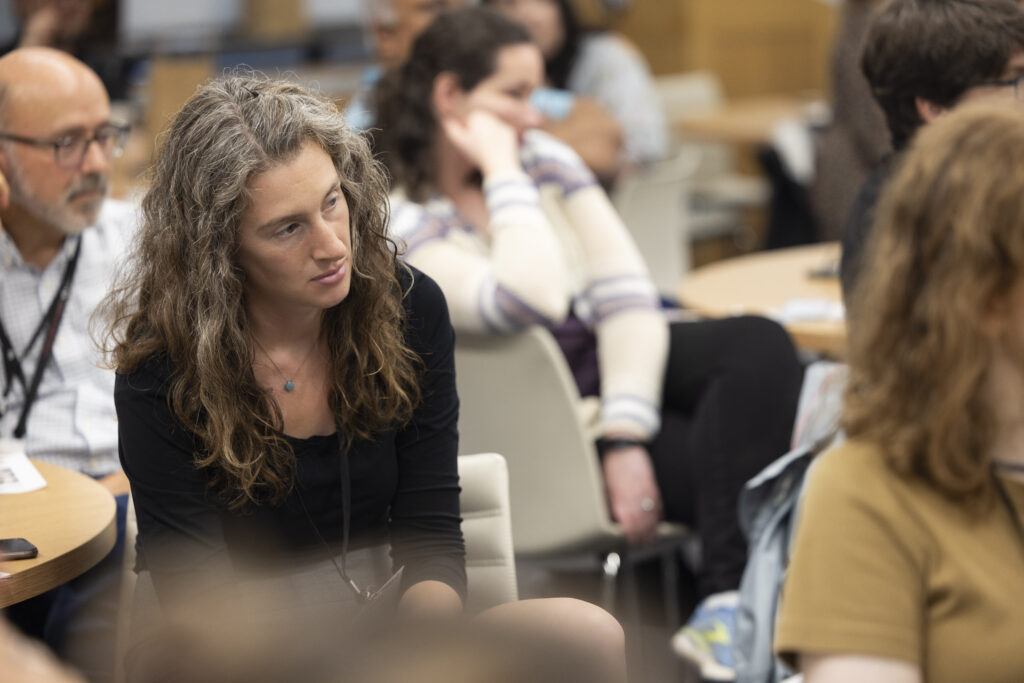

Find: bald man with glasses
<box><xmin>0</xmin><ymin>46</ymin><xmax>136</xmax><ymax>683</ymax></box>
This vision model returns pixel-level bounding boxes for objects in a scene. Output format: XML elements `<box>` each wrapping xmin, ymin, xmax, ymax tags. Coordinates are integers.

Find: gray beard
<box><xmin>4</xmin><ymin>157</ymin><xmax>108</xmax><ymax>236</ymax></box>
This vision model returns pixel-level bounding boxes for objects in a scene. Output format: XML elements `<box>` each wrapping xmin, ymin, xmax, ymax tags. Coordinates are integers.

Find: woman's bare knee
<box><xmin>480</xmin><ymin>597</ymin><xmax>625</xmax><ymax>680</ymax></box>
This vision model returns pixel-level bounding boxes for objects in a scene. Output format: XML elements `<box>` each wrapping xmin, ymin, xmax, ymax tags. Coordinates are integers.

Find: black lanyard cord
<box><xmin>294</xmin><ymin>422</ymin><xmax>371</xmax><ymax>603</ymax></box>
<box><xmin>0</xmin><ymin>236</ymin><xmax>83</xmax><ymax>438</ymax></box>
<box><xmin>0</xmin><ymin>323</ymin><xmax>28</xmax><ymax>408</ymax></box>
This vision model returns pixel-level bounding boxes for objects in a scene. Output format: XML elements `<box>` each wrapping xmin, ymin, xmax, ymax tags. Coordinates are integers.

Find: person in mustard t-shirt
<box><xmin>774</xmin><ymin>102</ymin><xmax>1024</xmax><ymax>683</ymax></box>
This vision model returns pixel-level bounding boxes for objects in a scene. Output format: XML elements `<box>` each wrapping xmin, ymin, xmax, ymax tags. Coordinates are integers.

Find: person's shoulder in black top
<box><xmin>839</xmin><ymin>154</ymin><xmax>900</xmax><ymax>309</ymax></box>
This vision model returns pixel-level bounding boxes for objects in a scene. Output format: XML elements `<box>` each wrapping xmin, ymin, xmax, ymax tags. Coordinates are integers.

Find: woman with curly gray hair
<box><xmin>103</xmin><ymin>73</ymin><xmax>624</xmax><ymax>679</ymax></box>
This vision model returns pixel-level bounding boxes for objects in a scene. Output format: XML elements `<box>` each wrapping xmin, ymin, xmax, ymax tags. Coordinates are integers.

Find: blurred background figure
<box><xmin>369</xmin><ymin>0</ymin><xmax>461</xmax><ymax>69</ymax></box>
<box><xmin>1</xmin><ymin>0</ymin><xmax>132</xmax><ymax>100</ymax></box>
<box><xmin>485</xmin><ymin>0</ymin><xmax>666</xmax><ymax>180</ymax></box>
<box><xmin>351</xmin><ymin>0</ymin><xmax>636</xmax><ymax>184</ymax></box>
<box><xmin>3</xmin><ymin>0</ymin><xmax>95</xmax><ymax>53</ymax></box>
<box><xmin>345</xmin><ymin>0</ymin><xmax>466</xmax><ymax>131</ymax></box>
<box><xmin>808</xmin><ymin>0</ymin><xmax>889</xmax><ymax>243</ymax></box>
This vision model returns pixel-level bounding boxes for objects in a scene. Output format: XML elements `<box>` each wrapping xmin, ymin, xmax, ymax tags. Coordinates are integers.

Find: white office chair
<box><xmin>612</xmin><ymin>151</ymin><xmax>695</xmax><ymax>298</ymax></box>
<box><xmin>457</xmin><ymin>452</ymin><xmax>519</xmax><ymax>612</ymax></box>
<box><xmin>114</xmin><ymin>452</ymin><xmax>518</xmax><ymax>681</ymax></box>
<box><xmin>454</xmin><ymin>326</ymin><xmax>691</xmax><ymax>627</ymax></box>
<box><xmin>654</xmin><ymin>70</ymin><xmax>769</xmax><ymax>247</ymax></box>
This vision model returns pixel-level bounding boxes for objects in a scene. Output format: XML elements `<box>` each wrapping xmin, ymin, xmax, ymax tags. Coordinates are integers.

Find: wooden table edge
<box><xmin>0</xmin><ymin>464</ymin><xmax>118</xmax><ymax>608</ymax></box>
<box><xmin>787</xmin><ymin>325</ymin><xmax>848</xmax><ymax>359</ymax></box>
<box><xmin>677</xmin><ymin>243</ymin><xmax>847</xmax><ymax>358</ymax></box>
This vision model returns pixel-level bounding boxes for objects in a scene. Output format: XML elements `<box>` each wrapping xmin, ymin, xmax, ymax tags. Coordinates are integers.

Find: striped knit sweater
<box><xmin>388</xmin><ymin>129</ymin><xmax>669</xmax><ymax>442</ymax></box>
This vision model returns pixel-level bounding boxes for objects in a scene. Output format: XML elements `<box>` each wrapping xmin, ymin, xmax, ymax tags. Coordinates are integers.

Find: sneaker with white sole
<box><xmin>671</xmin><ymin>591</ymin><xmax>738</xmax><ymax>682</ymax></box>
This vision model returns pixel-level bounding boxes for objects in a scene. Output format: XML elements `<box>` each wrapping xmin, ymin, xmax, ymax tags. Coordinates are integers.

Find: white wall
<box><xmin>306</xmin><ymin>0</ymin><xmax>363</xmax><ymax>26</ymax></box>
<box><xmin>120</xmin><ymin>0</ymin><xmax>364</xmax><ymax>44</ymax></box>
<box><xmin>121</xmin><ymin>0</ymin><xmax>240</xmax><ymax>44</ymax></box>
<box><xmin>0</xmin><ymin>0</ymin><xmax>366</xmax><ymax>47</ymax></box>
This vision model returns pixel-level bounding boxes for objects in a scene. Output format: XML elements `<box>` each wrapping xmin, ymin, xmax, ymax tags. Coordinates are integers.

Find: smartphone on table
<box><xmin>0</xmin><ymin>537</ymin><xmax>38</xmax><ymax>560</ymax></box>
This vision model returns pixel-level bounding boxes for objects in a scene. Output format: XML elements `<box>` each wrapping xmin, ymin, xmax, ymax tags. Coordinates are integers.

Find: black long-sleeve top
<box><xmin>115</xmin><ymin>267</ymin><xmax>466</xmax><ymax>609</ymax></box>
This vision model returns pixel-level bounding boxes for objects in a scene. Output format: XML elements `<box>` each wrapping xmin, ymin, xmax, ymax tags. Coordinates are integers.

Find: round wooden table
<box><xmin>673</xmin><ymin>95</ymin><xmax>812</xmax><ymax>147</ymax></box>
<box><xmin>0</xmin><ymin>461</ymin><xmax>117</xmax><ymax>607</ymax></box>
<box><xmin>678</xmin><ymin>242</ymin><xmax>846</xmax><ymax>357</ymax></box>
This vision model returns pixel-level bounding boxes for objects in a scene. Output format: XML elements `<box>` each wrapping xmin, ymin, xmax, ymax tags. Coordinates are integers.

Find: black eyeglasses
<box><xmin>972</xmin><ymin>74</ymin><xmax>1024</xmax><ymax>101</ymax></box>
<box><xmin>0</xmin><ymin>123</ymin><xmax>130</xmax><ymax>169</ymax></box>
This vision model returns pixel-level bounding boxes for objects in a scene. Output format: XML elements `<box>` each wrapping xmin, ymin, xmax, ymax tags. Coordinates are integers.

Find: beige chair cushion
<box><xmin>458</xmin><ymin>453</ymin><xmax>518</xmax><ymax>612</ymax></box>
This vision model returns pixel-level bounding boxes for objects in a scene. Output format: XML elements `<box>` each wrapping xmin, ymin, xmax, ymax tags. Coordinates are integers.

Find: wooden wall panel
<box><xmin>573</xmin><ymin>0</ymin><xmax>837</xmax><ymax>98</ymax></box>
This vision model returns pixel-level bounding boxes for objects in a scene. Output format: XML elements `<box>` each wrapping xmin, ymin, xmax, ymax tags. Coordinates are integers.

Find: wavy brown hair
<box><xmin>843</xmin><ymin>103</ymin><xmax>1024</xmax><ymax>501</ymax></box>
<box><xmin>102</xmin><ymin>74</ymin><xmax>420</xmax><ymax>510</ymax></box>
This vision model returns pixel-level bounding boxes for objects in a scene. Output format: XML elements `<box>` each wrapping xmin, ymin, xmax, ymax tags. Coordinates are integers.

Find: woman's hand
<box><xmin>441</xmin><ymin>109</ymin><xmax>521</xmax><ymax>178</ymax></box>
<box><xmin>601</xmin><ymin>444</ymin><xmax>663</xmax><ymax>545</ymax></box>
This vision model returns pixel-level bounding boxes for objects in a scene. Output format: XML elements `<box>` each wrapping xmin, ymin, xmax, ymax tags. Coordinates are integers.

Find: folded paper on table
<box><xmin>772</xmin><ymin>298</ymin><xmax>845</xmax><ymax>323</ymax></box>
<box><xmin>0</xmin><ymin>441</ymin><xmax>47</xmax><ymax>494</ymax></box>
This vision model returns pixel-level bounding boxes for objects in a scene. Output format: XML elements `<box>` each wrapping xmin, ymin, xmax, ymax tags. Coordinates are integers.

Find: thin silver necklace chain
<box><xmin>252</xmin><ymin>336</ymin><xmax>320</xmax><ymax>393</ymax></box>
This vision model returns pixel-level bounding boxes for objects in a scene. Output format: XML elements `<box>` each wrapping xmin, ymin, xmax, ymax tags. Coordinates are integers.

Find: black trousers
<box><xmin>648</xmin><ymin>316</ymin><xmax>802</xmax><ymax>599</ymax></box>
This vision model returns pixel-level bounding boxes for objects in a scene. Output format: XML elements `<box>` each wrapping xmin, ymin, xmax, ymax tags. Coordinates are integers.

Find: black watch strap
<box><xmin>596</xmin><ymin>436</ymin><xmax>648</xmax><ymax>459</ymax></box>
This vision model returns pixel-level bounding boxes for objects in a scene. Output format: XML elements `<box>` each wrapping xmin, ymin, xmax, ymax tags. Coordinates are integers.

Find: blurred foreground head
<box><xmin>129</xmin><ymin>600</ymin><xmax>619</xmax><ymax>683</ymax></box>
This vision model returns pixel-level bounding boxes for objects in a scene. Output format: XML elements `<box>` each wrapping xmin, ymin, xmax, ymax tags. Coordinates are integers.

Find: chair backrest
<box><xmin>654</xmin><ymin>69</ymin><xmax>741</xmax><ymax>177</ymax></box>
<box><xmin>458</xmin><ymin>453</ymin><xmax>518</xmax><ymax>611</ymax></box>
<box><xmin>612</xmin><ymin>152</ymin><xmax>695</xmax><ymax>296</ymax></box>
<box><xmin>454</xmin><ymin>327</ymin><xmax>619</xmax><ymax>557</ymax></box>
<box><xmin>654</xmin><ymin>70</ymin><xmax>724</xmax><ymax>124</ymax></box>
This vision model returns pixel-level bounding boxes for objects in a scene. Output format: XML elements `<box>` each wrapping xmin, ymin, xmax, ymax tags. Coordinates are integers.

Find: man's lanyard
<box><xmin>0</xmin><ymin>236</ymin><xmax>84</xmax><ymax>438</ymax></box>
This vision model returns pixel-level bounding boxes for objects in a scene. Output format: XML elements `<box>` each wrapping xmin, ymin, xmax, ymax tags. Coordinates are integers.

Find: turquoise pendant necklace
<box><xmin>253</xmin><ymin>337</ymin><xmax>319</xmax><ymax>393</ymax></box>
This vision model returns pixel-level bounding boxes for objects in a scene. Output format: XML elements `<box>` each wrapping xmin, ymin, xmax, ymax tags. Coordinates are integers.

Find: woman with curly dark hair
<box><xmin>102</xmin><ymin>72</ymin><xmax>624</xmax><ymax>678</ymax></box>
<box><xmin>375</xmin><ymin>9</ymin><xmax>803</xmax><ymax>678</ymax></box>
<box><xmin>102</xmin><ymin>72</ymin><xmax>462</xmax><ymax>622</ymax></box>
